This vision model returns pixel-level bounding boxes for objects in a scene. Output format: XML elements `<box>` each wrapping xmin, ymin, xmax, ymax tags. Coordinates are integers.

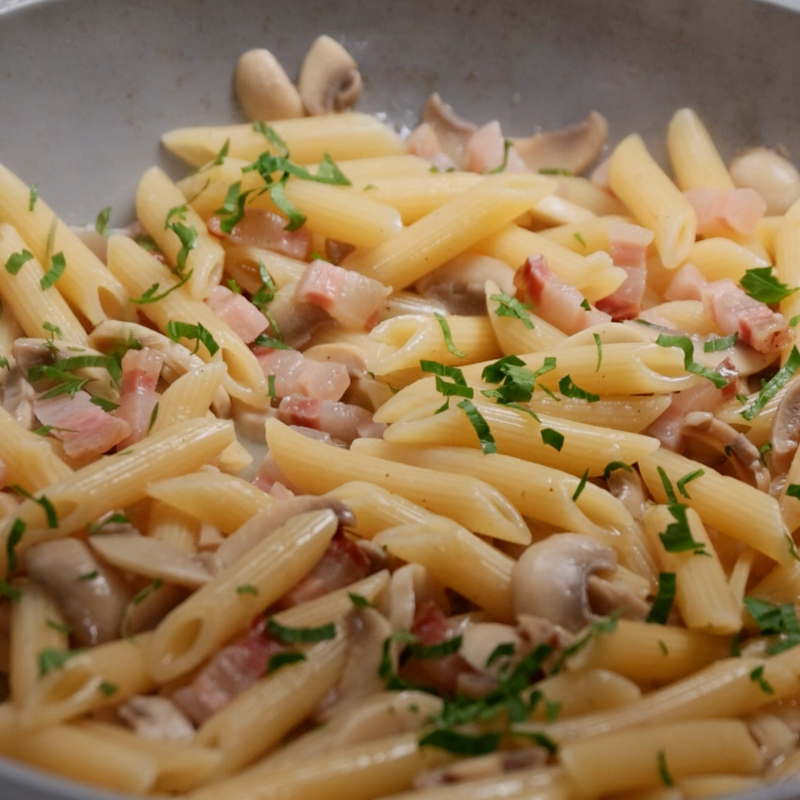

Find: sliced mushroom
<box><xmin>458</xmin><ymin>622</ymin><xmax>522</xmax><ymax>679</ymax></box>
<box><xmin>586</xmin><ymin>573</ymin><xmax>649</xmax><ymax>622</ymax></box>
<box><xmin>729</xmin><ymin>147</ymin><xmax>800</xmax><ymax>216</ymax></box>
<box><xmin>746</xmin><ymin>712</ymin><xmax>797</xmax><ymax>766</ymax></box>
<box><xmin>771</xmin><ymin>379</ymin><xmax>800</xmax><ymax>475</ymax></box>
<box><xmin>88</xmin><ymin>533</ymin><xmax>216</xmax><ymax>589</ymax></box>
<box><xmin>124</xmin><ymin>580</ymin><xmax>190</xmax><ymax>636</ymax></box>
<box><xmin>681</xmin><ymin>411</ymin><xmax>769</xmax><ymax>491</ymax></box>
<box><xmin>317</xmin><ymin>607</ymin><xmax>393</xmax><ymax>720</ymax></box>
<box><xmin>414</xmin><ymin>254</ymin><xmax>516</xmax><ymax>316</ymax></box>
<box><xmin>606</xmin><ymin>466</ymin><xmax>648</xmax><ymax>521</ymax></box>
<box><xmin>298</xmin><ymin>35</ymin><xmax>363</xmax><ymax>116</ymax></box>
<box><xmin>385</xmin><ymin>562</ymin><xmax>449</xmax><ymax>632</ymax></box>
<box><xmin>215</xmin><ymin>495</ymin><xmax>354</xmax><ymax>568</ymax></box>
<box><xmin>512</xmin><ymin>533</ymin><xmax>618</xmax><ymax>632</ymax></box>
<box><xmin>235</xmin><ymin>48</ymin><xmax>304</xmax><ymax>122</ymax></box>
<box><xmin>117</xmin><ymin>695</ymin><xmax>195</xmax><ymax>742</ymax></box>
<box><xmin>24</xmin><ymin>539</ymin><xmax>133</xmax><ymax>646</ymax></box>
<box><xmin>262</xmin><ymin>280</ymin><xmax>328</xmax><ymax>349</ymax></box>
<box><xmin>421</xmin><ymin>92</ymin><xmax>477</xmax><ymax>170</ymax></box>
<box><xmin>513</xmin><ymin>111</ymin><xmax>609</xmax><ymax>175</ymax></box>
<box><xmin>0</xmin><ymin>359</ymin><xmax>35</xmax><ymax>429</ymax></box>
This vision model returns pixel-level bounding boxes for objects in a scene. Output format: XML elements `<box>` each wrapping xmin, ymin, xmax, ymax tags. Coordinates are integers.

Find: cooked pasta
<box><xmin>1</xmin><ymin>43</ymin><xmax>800</xmax><ymax>800</ymax></box>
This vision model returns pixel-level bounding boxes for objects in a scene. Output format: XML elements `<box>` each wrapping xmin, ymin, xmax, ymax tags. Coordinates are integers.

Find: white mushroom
<box><xmin>298</xmin><ymin>35</ymin><xmax>363</xmax><ymax>116</ymax></box>
<box><xmin>117</xmin><ymin>696</ymin><xmax>195</xmax><ymax>742</ymax></box>
<box><xmin>513</xmin><ymin>111</ymin><xmax>609</xmax><ymax>175</ymax></box>
<box><xmin>235</xmin><ymin>48</ymin><xmax>303</xmax><ymax>122</ymax></box>
<box><xmin>729</xmin><ymin>147</ymin><xmax>800</xmax><ymax>215</ymax></box>
<box><xmin>317</xmin><ymin>608</ymin><xmax>392</xmax><ymax>720</ymax></box>
<box><xmin>770</xmin><ymin>379</ymin><xmax>800</xmax><ymax>475</ymax></box>
<box><xmin>24</xmin><ymin>539</ymin><xmax>133</xmax><ymax>646</ymax></box>
<box><xmin>458</xmin><ymin>622</ymin><xmax>523</xmax><ymax>679</ymax></box>
<box><xmin>681</xmin><ymin>411</ymin><xmax>769</xmax><ymax>491</ymax></box>
<box><xmin>0</xmin><ymin>359</ymin><xmax>35</xmax><ymax>429</ymax></box>
<box><xmin>421</xmin><ymin>92</ymin><xmax>477</xmax><ymax>170</ymax></box>
<box><xmin>606</xmin><ymin>466</ymin><xmax>648</xmax><ymax>521</ymax></box>
<box><xmin>512</xmin><ymin>533</ymin><xmax>617</xmax><ymax>632</ymax></box>
<box><xmin>414</xmin><ymin>254</ymin><xmax>516</xmax><ymax>316</ymax></box>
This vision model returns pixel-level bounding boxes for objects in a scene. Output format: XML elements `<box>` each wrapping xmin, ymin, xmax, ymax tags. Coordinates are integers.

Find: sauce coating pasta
<box><xmin>2</xmin><ymin>38</ymin><xmax>800</xmax><ymax>800</ymax></box>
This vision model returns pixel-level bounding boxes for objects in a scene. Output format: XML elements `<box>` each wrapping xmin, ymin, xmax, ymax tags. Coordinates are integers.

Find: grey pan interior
<box><xmin>0</xmin><ymin>0</ymin><xmax>800</xmax><ymax>798</ymax></box>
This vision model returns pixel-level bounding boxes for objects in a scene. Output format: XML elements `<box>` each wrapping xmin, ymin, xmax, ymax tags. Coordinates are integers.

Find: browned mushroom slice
<box><xmin>235</xmin><ymin>48</ymin><xmax>304</xmax><ymax>122</ymax></box>
<box><xmin>770</xmin><ymin>379</ymin><xmax>800</xmax><ymax>475</ymax></box>
<box><xmin>421</xmin><ymin>92</ymin><xmax>477</xmax><ymax>170</ymax></box>
<box><xmin>298</xmin><ymin>35</ymin><xmax>363</xmax><ymax>116</ymax></box>
<box><xmin>681</xmin><ymin>411</ymin><xmax>769</xmax><ymax>491</ymax></box>
<box><xmin>512</xmin><ymin>533</ymin><xmax>618</xmax><ymax>632</ymax></box>
<box><xmin>24</xmin><ymin>539</ymin><xmax>133</xmax><ymax>646</ymax></box>
<box><xmin>513</xmin><ymin>111</ymin><xmax>609</xmax><ymax>175</ymax></box>
<box><xmin>414</xmin><ymin>254</ymin><xmax>516</xmax><ymax>316</ymax></box>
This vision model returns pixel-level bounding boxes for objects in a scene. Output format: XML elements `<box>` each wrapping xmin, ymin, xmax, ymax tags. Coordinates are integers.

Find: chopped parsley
<box><xmin>131</xmin><ymin>578</ymin><xmax>164</xmax><ymax>606</ymax></box>
<box><xmin>95</xmin><ymin>207</ymin><xmax>111</xmax><ymax>237</ymax></box>
<box><xmin>421</xmin><ymin>360</ymin><xmax>473</xmax><ymax>408</ymax></box>
<box><xmin>703</xmin><ymin>332</ymin><xmax>737</xmax><ymax>352</ymax></box>
<box><xmin>165</xmin><ymin>321</ymin><xmax>219</xmax><ymax>356</ymax></box>
<box><xmin>743</xmin><ymin>596</ymin><xmax>800</xmax><ymax>654</ymax></box>
<box><xmin>28</xmin><ymin>183</ymin><xmax>39</xmax><ymax>211</ymax></box>
<box><xmin>558</xmin><ymin>374</ymin><xmax>599</xmax><ymax>402</ymax></box>
<box><xmin>6</xmin><ymin>518</ymin><xmax>26</xmax><ymax>573</ymax></box>
<box><xmin>98</xmin><ymin>680</ymin><xmax>118</xmax><ymax>697</ymax></box>
<box><xmin>268</xmin><ymin>651</ymin><xmax>306</xmax><ymax>672</ymax></box>
<box><xmin>211</xmin><ymin>138</ymin><xmax>230</xmax><ymax>166</ymax></box>
<box><xmin>38</xmin><ymin>647</ymin><xmax>85</xmax><ymax>677</ymax></box>
<box><xmin>786</xmin><ymin>484</ymin><xmax>800</xmax><ymax>500</ymax></box>
<box><xmin>408</xmin><ymin>635</ymin><xmax>463</xmax><ymax>660</ymax></box>
<box><xmin>0</xmin><ymin>580</ymin><xmax>21</xmax><ymax>602</ymax></box>
<box><xmin>253</xmin><ymin>333</ymin><xmax>291</xmax><ymax>350</ymax></box>
<box><xmin>87</xmin><ymin>513</ymin><xmax>130</xmax><ymax>536</ymax></box>
<box><xmin>572</xmin><ymin>469</ymin><xmax>589</xmax><ymax>501</ymax></box>
<box><xmin>168</xmin><ymin>221</ymin><xmax>198</xmax><ymax>272</ymax></box>
<box><xmin>740</xmin><ymin>346</ymin><xmax>800</xmax><ymax>421</ymax></box>
<box><xmin>602</xmin><ymin>461</ymin><xmax>632</xmax><ymax>480</ymax></box>
<box><xmin>45</xmin><ymin>619</ymin><xmax>73</xmax><ymax>634</ymax></box>
<box><xmin>266</xmin><ymin>618</ymin><xmax>336</xmax><ymax>643</ymax></box>
<box><xmin>655</xmin><ymin>334</ymin><xmax>728</xmax><ymax>388</ymax></box>
<box><xmin>749</xmin><ymin>664</ymin><xmax>775</xmax><ymax>695</ymax></box>
<box><xmin>251</xmin><ymin>260</ymin><xmax>277</xmax><ymax>313</ymax></box>
<box><xmin>487</xmin><ymin>139</ymin><xmax>513</xmax><ymax>174</ymax></box>
<box><xmin>236</xmin><ymin>584</ymin><xmax>259</xmax><ymax>596</ymax></box>
<box><xmin>550</xmin><ymin>612</ymin><xmax>620</xmax><ymax>674</ymax></box>
<box><xmin>658</xmin><ymin>502</ymin><xmax>708</xmax><ymax>555</ymax></box>
<box><xmin>130</xmin><ymin>269</ymin><xmax>193</xmax><ymax>304</ymax></box>
<box><xmin>676</xmin><ymin>469</ymin><xmax>704</xmax><ymax>499</ymax></box>
<box><xmin>574</xmin><ymin>231</ymin><xmax>587</xmax><ymax>248</ymax></box>
<box><xmin>490</xmin><ymin>292</ymin><xmax>534</xmax><ymax>329</ymax></box>
<box><xmin>646</xmin><ymin>572</ymin><xmax>676</xmax><ymax>625</ymax></box>
<box><xmin>215</xmin><ymin>181</ymin><xmax>252</xmax><ymax>234</ymax></box>
<box><xmin>5</xmin><ymin>249</ymin><xmax>33</xmax><ymax>275</ymax></box>
<box><xmin>77</xmin><ymin>571</ymin><xmax>99</xmax><ymax>582</ymax></box>
<box><xmin>657</xmin><ymin>749</ymin><xmax>673</xmax><ymax>787</ymax></box>
<box><xmin>458</xmin><ymin>398</ymin><xmax>496</xmax><ymax>454</ymax></box>
<box><xmin>593</xmin><ymin>332</ymin><xmax>602</xmax><ymax>371</ymax></box>
<box><xmin>540</xmin><ymin>428</ymin><xmax>564</xmax><ymax>451</ymax></box>
<box><xmin>419</xmin><ymin>729</ymin><xmax>502</xmax><ymax>756</ymax></box>
<box><xmin>348</xmin><ymin>593</ymin><xmax>373</xmax><ymax>608</ymax></box>
<box><xmin>434</xmin><ymin>313</ymin><xmax>466</xmax><ymax>358</ymax></box>
<box><xmin>10</xmin><ymin>486</ymin><xmax>57</xmax><ymax>529</ymax></box>
<box><xmin>740</xmin><ymin>267</ymin><xmax>799</xmax><ymax>304</ymax></box>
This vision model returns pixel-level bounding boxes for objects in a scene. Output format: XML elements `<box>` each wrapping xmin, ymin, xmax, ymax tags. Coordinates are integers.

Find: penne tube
<box><xmin>162</xmin><ymin>112</ymin><xmax>405</xmax><ymax>167</ymax></box>
<box><xmin>147</xmin><ymin>509</ymin><xmax>339</xmax><ymax>681</ymax></box>
<box><xmin>666</xmin><ymin>108</ymin><xmax>735</xmax><ymax>191</ymax></box>
<box><xmin>20</xmin><ymin>633</ymin><xmax>156</xmax><ymax>729</ymax></box>
<box><xmin>643</xmin><ymin>504</ymin><xmax>741</xmax><ymax>634</ymax></box>
<box><xmin>373</xmin><ymin>522</ymin><xmax>515</xmax><ymax>622</ymax></box>
<box><xmin>147</xmin><ymin>470</ymin><xmax>276</xmax><ymax>534</ymax></box>
<box><xmin>146</xmin><ymin>500</ymin><xmax>201</xmax><ymax>552</ymax></box>
<box><xmin>0</xmin><ymin>163</ymin><xmax>128</xmax><ymax>324</ymax></box>
<box><xmin>342</xmin><ymin>174</ymin><xmax>557</xmax><ymax>289</ymax></box>
<box><xmin>382</xmin><ymin>398</ymin><xmax>660</xmax><ymax>478</ymax></box>
<box><xmin>560</xmin><ymin>719</ymin><xmax>759</xmax><ymax>800</ymax></box>
<box><xmin>472</xmin><ymin>223</ymin><xmax>626</xmax><ymax>302</ymax></box>
<box><xmin>196</xmin><ymin>634</ymin><xmax>348</xmax><ymax>775</ymax></box>
<box><xmin>608</xmin><ymin>133</ymin><xmax>697</xmax><ymax>269</ymax></box>
<box><xmin>638</xmin><ymin>449</ymin><xmax>793</xmax><ymax>564</ymax></box>
<box><xmin>538</xmin><ymin>215</ymin><xmax>632</xmax><ymax>254</ymax></box>
<box><xmin>0</xmin><ymin>418</ymin><xmax>235</xmax><ymax>573</ymax></box>
<box><xmin>681</xmin><ymin>236</ymin><xmax>770</xmax><ymax>283</ymax></box>
<box><xmin>264</xmin><ymin>417</ymin><xmax>532</xmax><ymax>544</ymax></box>
<box><xmin>0</xmin><ymin>223</ymin><xmax>88</xmax><ymax>345</ymax></box>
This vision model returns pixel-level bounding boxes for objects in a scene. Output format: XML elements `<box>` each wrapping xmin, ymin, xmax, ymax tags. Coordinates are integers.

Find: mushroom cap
<box><xmin>729</xmin><ymin>147</ymin><xmax>800</xmax><ymax>216</ymax></box>
<box><xmin>298</xmin><ymin>35</ymin><xmax>363</xmax><ymax>116</ymax></box>
<box><xmin>421</xmin><ymin>92</ymin><xmax>477</xmax><ymax>170</ymax></box>
<box><xmin>511</xmin><ymin>533</ymin><xmax>617</xmax><ymax>632</ymax></box>
<box><xmin>235</xmin><ymin>48</ymin><xmax>303</xmax><ymax>122</ymax></box>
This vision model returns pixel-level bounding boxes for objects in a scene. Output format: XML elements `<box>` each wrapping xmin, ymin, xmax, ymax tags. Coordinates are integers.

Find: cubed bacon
<box><xmin>207</xmin><ymin>209</ymin><xmax>311</xmax><ymax>261</ymax></box>
<box><xmin>34</xmin><ymin>391</ymin><xmax>131</xmax><ymax>459</ymax></box>
<box><xmin>465</xmin><ymin>121</ymin><xmax>528</xmax><ymax>175</ymax></box>
<box><xmin>663</xmin><ymin>262</ymin><xmax>707</xmax><ymax>302</ymax></box>
<box><xmin>294</xmin><ymin>260</ymin><xmax>390</xmax><ymax>330</ymax></box>
<box><xmin>255</xmin><ymin>347</ymin><xmax>350</xmax><ymax>402</ymax></box>
<box><xmin>514</xmin><ymin>255</ymin><xmax>611</xmax><ymax>334</ymax></box>
<box><xmin>684</xmin><ymin>188</ymin><xmax>767</xmax><ymax>237</ymax></box>
<box><xmin>595</xmin><ymin>265</ymin><xmax>646</xmax><ymax>320</ymax></box>
<box><xmin>400</xmin><ymin>601</ymin><xmax>473</xmax><ymax>696</ymax></box>
<box><xmin>277</xmin><ymin>394</ymin><xmax>383</xmax><ymax>444</ymax></box>
<box><xmin>607</xmin><ymin>221</ymin><xmax>653</xmax><ymax>269</ymax></box>
<box><xmin>702</xmin><ymin>279</ymin><xmax>790</xmax><ymax>353</ymax></box>
<box><xmin>277</xmin><ymin>531</ymin><xmax>370</xmax><ymax>608</ymax></box>
<box><xmin>114</xmin><ymin>348</ymin><xmax>164</xmax><ymax>447</ymax></box>
<box><xmin>205</xmin><ymin>285</ymin><xmax>269</xmax><ymax>344</ymax></box>
<box><xmin>171</xmin><ymin>617</ymin><xmax>287</xmax><ymax>725</ymax></box>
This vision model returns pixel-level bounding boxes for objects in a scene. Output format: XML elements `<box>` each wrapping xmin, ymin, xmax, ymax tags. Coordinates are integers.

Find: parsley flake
<box><xmin>266</xmin><ymin>618</ymin><xmax>336</xmax><ymax>643</ymax></box>
<box><xmin>740</xmin><ymin>267</ymin><xmax>799</xmax><ymax>304</ymax></box>
<box><xmin>646</xmin><ymin>572</ymin><xmax>676</xmax><ymax>625</ymax></box>
<box><xmin>655</xmin><ymin>334</ymin><xmax>728</xmax><ymax>388</ymax></box>
<box><xmin>166</xmin><ymin>321</ymin><xmax>219</xmax><ymax>356</ymax></box>
<box><xmin>490</xmin><ymin>292</ymin><xmax>534</xmax><ymax>329</ymax></box>
<box><xmin>434</xmin><ymin>313</ymin><xmax>466</xmax><ymax>358</ymax></box>
<box><xmin>5</xmin><ymin>249</ymin><xmax>34</xmax><ymax>275</ymax></box>
<box><xmin>740</xmin><ymin>346</ymin><xmax>800</xmax><ymax>421</ymax></box>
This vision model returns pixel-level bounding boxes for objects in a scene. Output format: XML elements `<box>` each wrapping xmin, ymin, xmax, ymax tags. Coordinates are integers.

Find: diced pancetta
<box><xmin>205</xmin><ymin>285</ymin><xmax>269</xmax><ymax>344</ymax></box>
<box><xmin>114</xmin><ymin>348</ymin><xmax>164</xmax><ymax>447</ymax></box>
<box><xmin>684</xmin><ymin>188</ymin><xmax>767</xmax><ymax>237</ymax></box>
<box><xmin>514</xmin><ymin>255</ymin><xmax>611</xmax><ymax>334</ymax></box>
<box><xmin>465</xmin><ymin>121</ymin><xmax>528</xmax><ymax>175</ymax></box>
<box><xmin>294</xmin><ymin>260</ymin><xmax>390</xmax><ymax>330</ymax></box>
<box><xmin>277</xmin><ymin>530</ymin><xmax>371</xmax><ymax>609</ymax></box>
<box><xmin>608</xmin><ymin>221</ymin><xmax>653</xmax><ymax>269</ymax></box>
<box><xmin>702</xmin><ymin>279</ymin><xmax>790</xmax><ymax>353</ymax></box>
<box><xmin>596</xmin><ymin>223</ymin><xmax>651</xmax><ymax>321</ymax></box>
<box><xmin>207</xmin><ymin>209</ymin><xmax>311</xmax><ymax>261</ymax></box>
<box><xmin>255</xmin><ymin>347</ymin><xmax>350</xmax><ymax>402</ymax></box>
<box><xmin>663</xmin><ymin>262</ymin><xmax>707</xmax><ymax>302</ymax></box>
<box><xmin>34</xmin><ymin>391</ymin><xmax>131</xmax><ymax>459</ymax></box>
<box><xmin>277</xmin><ymin>394</ymin><xmax>384</xmax><ymax>444</ymax></box>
